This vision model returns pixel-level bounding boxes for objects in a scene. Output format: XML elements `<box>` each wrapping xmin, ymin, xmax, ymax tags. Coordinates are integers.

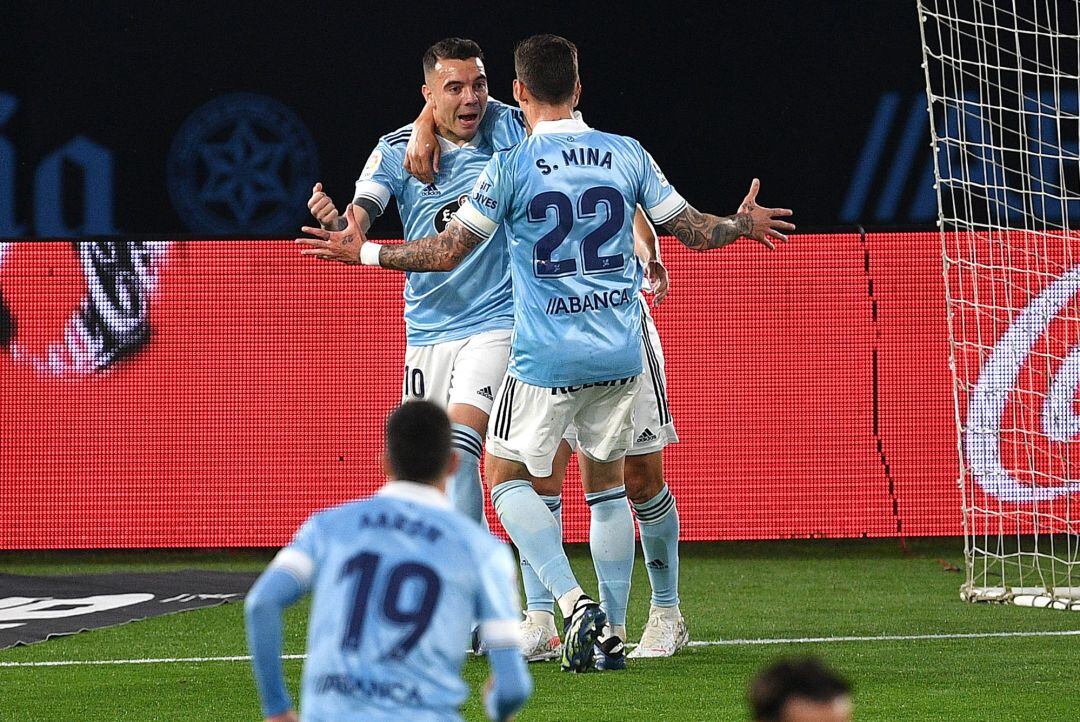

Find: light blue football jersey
<box><xmin>273</xmin><ymin>482</ymin><xmax>521</xmax><ymax>722</ymax></box>
<box><xmin>353</xmin><ymin>99</ymin><xmax>523</xmax><ymax>346</ymax></box>
<box><xmin>455</xmin><ymin>118</ymin><xmax>687</xmax><ymax>387</ymax></box>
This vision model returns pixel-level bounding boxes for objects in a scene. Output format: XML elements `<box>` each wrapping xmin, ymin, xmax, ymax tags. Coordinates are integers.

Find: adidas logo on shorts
<box><xmin>477</xmin><ymin>386</ymin><xmax>494</xmax><ymax>401</ymax></box>
<box><xmin>636</xmin><ymin>427</ymin><xmax>658</xmax><ymax>444</ymax></box>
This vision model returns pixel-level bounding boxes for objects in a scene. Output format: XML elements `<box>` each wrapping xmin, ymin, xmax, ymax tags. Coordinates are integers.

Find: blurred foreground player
<box><xmin>298</xmin><ymin>34</ymin><xmax>793</xmax><ymax>672</ymax></box>
<box><xmin>245</xmin><ymin>401</ymin><xmax>531</xmax><ymax>721</ymax></box>
<box><xmin>749</xmin><ymin>657</ymin><xmax>853</xmax><ymax>722</ymax></box>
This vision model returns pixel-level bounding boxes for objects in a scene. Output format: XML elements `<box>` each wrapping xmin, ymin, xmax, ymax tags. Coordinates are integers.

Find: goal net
<box><xmin>917</xmin><ymin>0</ymin><xmax>1080</xmax><ymax>608</ymax></box>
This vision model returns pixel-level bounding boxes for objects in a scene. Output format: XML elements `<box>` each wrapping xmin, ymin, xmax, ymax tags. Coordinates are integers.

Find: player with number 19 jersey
<box><xmin>454</xmin><ymin>118</ymin><xmax>686</xmax><ymax>387</ymax></box>
<box><xmin>262</xmin><ymin>483</ymin><xmax>521</xmax><ymax>721</ymax></box>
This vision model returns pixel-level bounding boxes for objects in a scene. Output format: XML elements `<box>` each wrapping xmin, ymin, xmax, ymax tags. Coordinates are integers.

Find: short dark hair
<box><xmin>384</xmin><ymin>401</ymin><xmax>452</xmax><ymax>484</ymax></box>
<box><xmin>749</xmin><ymin>657</ymin><xmax>852</xmax><ymax>722</ymax></box>
<box><xmin>514</xmin><ymin>34</ymin><xmax>579</xmax><ymax>105</ymax></box>
<box><xmin>423</xmin><ymin>38</ymin><xmax>484</xmax><ymax>75</ymax></box>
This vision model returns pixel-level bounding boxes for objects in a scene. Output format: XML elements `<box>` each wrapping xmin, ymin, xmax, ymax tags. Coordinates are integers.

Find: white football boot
<box><xmin>627</xmin><ymin>604</ymin><xmax>689</xmax><ymax>659</ymax></box>
<box><xmin>519</xmin><ymin>610</ymin><xmax>562</xmax><ymax>662</ymax></box>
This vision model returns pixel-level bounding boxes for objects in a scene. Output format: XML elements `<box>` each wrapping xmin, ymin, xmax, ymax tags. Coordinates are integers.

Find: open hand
<box><xmin>737</xmin><ymin>178</ymin><xmax>794</xmax><ymax>250</ymax></box>
<box><xmin>296</xmin><ymin>203</ymin><xmax>367</xmax><ymax>264</ymax></box>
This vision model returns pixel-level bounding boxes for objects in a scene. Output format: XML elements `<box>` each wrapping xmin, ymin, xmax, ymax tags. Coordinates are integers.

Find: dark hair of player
<box><xmin>748</xmin><ymin>657</ymin><xmax>852</xmax><ymax>722</ymax></box>
<box><xmin>384</xmin><ymin>401</ymin><xmax>453</xmax><ymax>484</ymax></box>
<box><xmin>422</xmin><ymin>38</ymin><xmax>485</xmax><ymax>75</ymax></box>
<box><xmin>513</xmin><ymin>34</ymin><xmax>579</xmax><ymax>105</ymax></box>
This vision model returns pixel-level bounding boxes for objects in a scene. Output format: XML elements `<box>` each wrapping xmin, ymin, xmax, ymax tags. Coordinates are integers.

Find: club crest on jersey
<box><xmin>421</xmin><ymin>183</ymin><xmax>441</xmax><ymax>197</ymax></box>
<box><xmin>433</xmin><ymin>194</ymin><xmax>470</xmax><ymax>233</ymax></box>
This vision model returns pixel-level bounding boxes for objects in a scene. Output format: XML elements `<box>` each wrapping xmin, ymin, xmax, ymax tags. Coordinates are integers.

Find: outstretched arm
<box><xmin>660</xmin><ymin>178</ymin><xmax>794</xmax><ymax>252</ymax></box>
<box><xmin>297</xmin><ymin>204</ymin><xmax>485</xmax><ymax>272</ymax></box>
<box><xmin>378</xmin><ymin>218</ymin><xmax>484</xmax><ymax>271</ymax></box>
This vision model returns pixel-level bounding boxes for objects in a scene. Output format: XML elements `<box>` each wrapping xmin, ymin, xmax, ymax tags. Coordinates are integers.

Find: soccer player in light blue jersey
<box><xmin>303</xmin><ymin>39</ymin><xmax>526</xmax><ymax>530</ymax></box>
<box><xmin>245</xmin><ymin>401</ymin><xmax>531</xmax><ymax>722</ymax></box>
<box><xmin>299</xmin><ymin>34</ymin><xmax>794</xmax><ymax>672</ymax></box>
<box><xmin>408</xmin><ymin>77</ymin><xmax>694</xmax><ymax>664</ymax></box>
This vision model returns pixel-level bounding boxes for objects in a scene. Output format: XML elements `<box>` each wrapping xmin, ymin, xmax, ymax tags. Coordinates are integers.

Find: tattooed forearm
<box><xmin>378</xmin><ymin>219</ymin><xmax>485</xmax><ymax>272</ymax></box>
<box><xmin>660</xmin><ymin>205</ymin><xmax>751</xmax><ymax>251</ymax></box>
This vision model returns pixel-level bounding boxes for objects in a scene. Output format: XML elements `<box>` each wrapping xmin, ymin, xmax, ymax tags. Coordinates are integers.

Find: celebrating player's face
<box><xmin>424</xmin><ymin>57</ymin><xmax>489</xmax><ymax>143</ymax></box>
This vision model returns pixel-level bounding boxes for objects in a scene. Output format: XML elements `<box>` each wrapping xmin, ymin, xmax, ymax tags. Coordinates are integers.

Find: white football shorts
<box><xmin>401</xmin><ymin>328</ymin><xmax>511</xmax><ymax>416</ymax></box>
<box><xmin>486</xmin><ymin>374</ymin><xmax>639</xmax><ymax>478</ymax></box>
<box><xmin>563</xmin><ymin>296</ymin><xmax>678</xmax><ymax>456</ymax></box>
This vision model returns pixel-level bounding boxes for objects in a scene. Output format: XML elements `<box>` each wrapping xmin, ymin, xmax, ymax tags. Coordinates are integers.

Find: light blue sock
<box><xmin>491</xmin><ymin>480</ymin><xmax>579</xmax><ymax>601</ymax></box>
<box><xmin>449</xmin><ymin>424</ymin><xmax>486</xmax><ymax>527</ymax></box>
<box><xmin>633</xmin><ymin>484</ymin><xmax>680</xmax><ymax>607</ymax></box>
<box><xmin>521</xmin><ymin>494</ymin><xmax>561</xmax><ymax>614</ymax></box>
<box><xmin>585</xmin><ymin>485</ymin><xmax>634</xmax><ymax>628</ymax></box>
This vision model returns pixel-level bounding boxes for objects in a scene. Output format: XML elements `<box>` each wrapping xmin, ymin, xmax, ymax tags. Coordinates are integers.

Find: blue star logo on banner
<box><xmin>167</xmin><ymin>93</ymin><xmax>318</xmax><ymax>234</ymax></box>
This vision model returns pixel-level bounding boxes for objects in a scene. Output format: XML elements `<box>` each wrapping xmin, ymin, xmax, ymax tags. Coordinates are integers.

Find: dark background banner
<box><xmin>0</xmin><ymin>2</ymin><xmax>932</xmax><ymax>238</ymax></box>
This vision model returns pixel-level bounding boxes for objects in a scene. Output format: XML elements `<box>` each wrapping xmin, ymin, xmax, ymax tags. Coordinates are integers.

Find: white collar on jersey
<box><xmin>378</xmin><ymin>480</ymin><xmax>453</xmax><ymax>509</ymax></box>
<box><xmin>532</xmin><ymin>117</ymin><xmax>591</xmax><ymax>136</ymax></box>
<box><xmin>436</xmin><ymin>133</ymin><xmax>481</xmax><ymax>155</ymax></box>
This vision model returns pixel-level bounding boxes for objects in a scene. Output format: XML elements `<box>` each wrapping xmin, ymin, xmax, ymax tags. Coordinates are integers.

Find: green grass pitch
<box><xmin>2</xmin><ymin>539</ymin><xmax>1079</xmax><ymax>721</ymax></box>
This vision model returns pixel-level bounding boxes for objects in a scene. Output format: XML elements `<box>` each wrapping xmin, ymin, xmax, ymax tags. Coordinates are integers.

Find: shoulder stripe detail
<box><xmin>647</xmin><ymin>193</ymin><xmax>688</xmax><ymax>226</ymax></box>
<box><xmin>383</xmin><ymin>129</ymin><xmax>412</xmax><ymax>145</ymax></box>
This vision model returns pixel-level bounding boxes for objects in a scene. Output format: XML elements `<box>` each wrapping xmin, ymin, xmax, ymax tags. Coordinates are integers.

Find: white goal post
<box><xmin>916</xmin><ymin>0</ymin><xmax>1080</xmax><ymax>608</ymax></box>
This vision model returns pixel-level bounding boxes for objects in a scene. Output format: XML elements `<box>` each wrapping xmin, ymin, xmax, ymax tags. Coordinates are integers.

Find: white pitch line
<box><xmin>3</xmin><ymin>629</ymin><xmax>1080</xmax><ymax>668</ymax></box>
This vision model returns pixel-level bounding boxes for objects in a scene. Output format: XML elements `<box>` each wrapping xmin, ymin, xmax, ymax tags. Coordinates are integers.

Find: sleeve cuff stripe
<box><xmin>269</xmin><ymin>548</ymin><xmax>315</xmax><ymax>587</ymax></box>
<box><xmin>353</xmin><ymin>182</ymin><xmax>391</xmax><ymax>209</ymax></box>
<box><xmin>454</xmin><ymin>206</ymin><xmax>497</xmax><ymax>239</ymax></box>
<box><xmin>479</xmin><ymin>619</ymin><xmax>522</xmax><ymax>648</ymax></box>
<box><xmin>648</xmin><ymin>196</ymin><xmax>688</xmax><ymax>225</ymax></box>
<box><xmin>353</xmin><ymin>191</ymin><xmax>389</xmax><ymax>210</ymax></box>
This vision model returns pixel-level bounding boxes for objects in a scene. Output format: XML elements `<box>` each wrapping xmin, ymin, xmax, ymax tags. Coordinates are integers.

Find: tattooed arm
<box><xmin>659</xmin><ymin>179</ymin><xmax>794</xmax><ymax>252</ymax></box>
<box><xmin>660</xmin><ymin>205</ymin><xmax>753</xmax><ymax>251</ymax></box>
<box><xmin>297</xmin><ymin>204</ymin><xmax>485</xmax><ymax>272</ymax></box>
<box><xmin>378</xmin><ymin>219</ymin><xmax>485</xmax><ymax>272</ymax></box>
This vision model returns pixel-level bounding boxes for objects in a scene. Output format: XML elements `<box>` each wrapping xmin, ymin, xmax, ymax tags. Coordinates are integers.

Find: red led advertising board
<box><xmin>0</xmin><ymin>233</ymin><xmax>983</xmax><ymax>548</ymax></box>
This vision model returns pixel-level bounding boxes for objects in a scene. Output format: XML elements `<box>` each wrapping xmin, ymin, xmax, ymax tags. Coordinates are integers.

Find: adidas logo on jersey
<box><xmin>636</xmin><ymin>427</ymin><xmax>658</xmax><ymax>444</ymax></box>
<box><xmin>421</xmin><ymin>183</ymin><xmax>441</xmax><ymax>196</ymax></box>
<box><xmin>477</xmin><ymin>386</ymin><xmax>494</xmax><ymax>401</ymax></box>
<box><xmin>646</xmin><ymin>558</ymin><xmax>668</xmax><ymax>570</ymax></box>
